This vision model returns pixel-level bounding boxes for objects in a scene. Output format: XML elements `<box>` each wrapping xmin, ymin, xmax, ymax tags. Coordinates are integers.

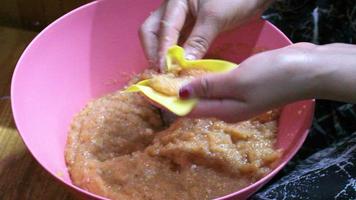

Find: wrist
<box><xmin>304</xmin><ymin>50</ymin><xmax>335</xmax><ymax>100</ymax></box>
<box><xmin>275</xmin><ymin>43</ymin><xmax>321</xmax><ymax>101</ymax></box>
<box><xmin>307</xmin><ymin>44</ymin><xmax>356</xmax><ymax>102</ymax></box>
<box><xmin>287</xmin><ymin>43</ymin><xmax>356</xmax><ymax>102</ymax></box>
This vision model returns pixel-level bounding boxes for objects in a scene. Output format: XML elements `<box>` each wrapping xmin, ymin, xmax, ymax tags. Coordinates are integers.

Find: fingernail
<box><xmin>185</xmin><ymin>47</ymin><xmax>198</xmax><ymax>60</ymax></box>
<box><xmin>179</xmin><ymin>86</ymin><xmax>193</xmax><ymax>99</ymax></box>
<box><xmin>185</xmin><ymin>54</ymin><xmax>196</xmax><ymax>60</ymax></box>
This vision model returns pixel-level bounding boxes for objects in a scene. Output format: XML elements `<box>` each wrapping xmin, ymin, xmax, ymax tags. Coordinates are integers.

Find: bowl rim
<box><xmin>10</xmin><ymin>1</ymin><xmax>315</xmax><ymax>199</ymax></box>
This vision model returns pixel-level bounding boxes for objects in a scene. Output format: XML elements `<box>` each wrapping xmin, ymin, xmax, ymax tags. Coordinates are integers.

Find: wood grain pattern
<box><xmin>0</xmin><ymin>26</ymin><xmax>75</xmax><ymax>200</ymax></box>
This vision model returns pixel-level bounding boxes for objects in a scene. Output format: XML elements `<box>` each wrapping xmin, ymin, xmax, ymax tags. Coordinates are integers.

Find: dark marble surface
<box><xmin>254</xmin><ymin>132</ymin><xmax>356</xmax><ymax>200</ymax></box>
<box><xmin>252</xmin><ymin>0</ymin><xmax>356</xmax><ymax>199</ymax></box>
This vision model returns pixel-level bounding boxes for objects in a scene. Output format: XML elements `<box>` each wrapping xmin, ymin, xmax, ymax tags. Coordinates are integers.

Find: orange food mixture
<box><xmin>65</xmin><ymin>70</ymin><xmax>282</xmax><ymax>200</ymax></box>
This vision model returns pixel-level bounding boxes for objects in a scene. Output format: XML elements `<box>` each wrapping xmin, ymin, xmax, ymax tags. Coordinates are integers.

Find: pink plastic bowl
<box><xmin>11</xmin><ymin>0</ymin><xmax>314</xmax><ymax>199</ymax></box>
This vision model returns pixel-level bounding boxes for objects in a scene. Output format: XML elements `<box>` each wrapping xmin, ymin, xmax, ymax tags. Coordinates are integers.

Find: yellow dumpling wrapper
<box><xmin>165</xmin><ymin>45</ymin><xmax>237</xmax><ymax>72</ymax></box>
<box><xmin>124</xmin><ymin>45</ymin><xmax>238</xmax><ymax>116</ymax></box>
<box><xmin>125</xmin><ymin>80</ymin><xmax>198</xmax><ymax>116</ymax></box>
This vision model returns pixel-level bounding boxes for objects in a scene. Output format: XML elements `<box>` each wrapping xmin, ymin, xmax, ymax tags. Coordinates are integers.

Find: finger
<box><xmin>158</xmin><ymin>0</ymin><xmax>189</xmax><ymax>69</ymax></box>
<box><xmin>139</xmin><ymin>4</ymin><xmax>166</xmax><ymax>68</ymax></box>
<box><xmin>188</xmin><ymin>99</ymin><xmax>253</xmax><ymax>122</ymax></box>
<box><xmin>179</xmin><ymin>70</ymin><xmax>239</xmax><ymax>99</ymax></box>
<box><xmin>183</xmin><ymin>9</ymin><xmax>222</xmax><ymax>60</ymax></box>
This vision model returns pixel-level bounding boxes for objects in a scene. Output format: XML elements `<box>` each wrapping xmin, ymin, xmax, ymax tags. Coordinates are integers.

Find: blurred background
<box><xmin>0</xmin><ymin>1</ymin><xmax>91</xmax><ymax>200</ymax></box>
<box><xmin>0</xmin><ymin>0</ymin><xmax>91</xmax><ymax>31</ymax></box>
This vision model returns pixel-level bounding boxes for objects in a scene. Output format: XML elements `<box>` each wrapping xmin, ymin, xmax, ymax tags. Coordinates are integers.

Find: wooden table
<box><xmin>0</xmin><ymin>26</ymin><xmax>75</xmax><ymax>200</ymax></box>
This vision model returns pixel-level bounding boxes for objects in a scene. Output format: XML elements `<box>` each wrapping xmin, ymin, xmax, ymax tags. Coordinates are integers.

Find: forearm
<box><xmin>305</xmin><ymin>44</ymin><xmax>356</xmax><ymax>103</ymax></box>
<box><xmin>256</xmin><ymin>0</ymin><xmax>275</xmax><ymax>10</ymax></box>
<box><xmin>250</xmin><ymin>0</ymin><xmax>275</xmax><ymax>16</ymax></box>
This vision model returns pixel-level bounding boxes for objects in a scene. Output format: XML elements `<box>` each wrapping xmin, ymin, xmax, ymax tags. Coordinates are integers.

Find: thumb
<box><xmin>179</xmin><ymin>71</ymin><xmax>238</xmax><ymax>99</ymax></box>
<box><xmin>183</xmin><ymin>11</ymin><xmax>222</xmax><ymax>60</ymax></box>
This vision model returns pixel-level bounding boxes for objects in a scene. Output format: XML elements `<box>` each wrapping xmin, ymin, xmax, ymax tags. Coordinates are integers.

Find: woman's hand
<box><xmin>139</xmin><ymin>0</ymin><xmax>272</xmax><ymax>70</ymax></box>
<box><xmin>179</xmin><ymin>43</ymin><xmax>356</xmax><ymax>122</ymax></box>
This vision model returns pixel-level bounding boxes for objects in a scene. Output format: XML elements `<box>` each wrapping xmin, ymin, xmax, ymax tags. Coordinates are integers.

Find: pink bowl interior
<box><xmin>11</xmin><ymin>0</ymin><xmax>314</xmax><ymax>199</ymax></box>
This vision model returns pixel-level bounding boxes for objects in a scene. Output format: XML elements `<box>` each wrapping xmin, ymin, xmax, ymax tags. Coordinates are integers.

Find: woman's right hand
<box><xmin>139</xmin><ymin>0</ymin><xmax>273</xmax><ymax>70</ymax></box>
<box><xmin>179</xmin><ymin>43</ymin><xmax>356</xmax><ymax>122</ymax></box>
